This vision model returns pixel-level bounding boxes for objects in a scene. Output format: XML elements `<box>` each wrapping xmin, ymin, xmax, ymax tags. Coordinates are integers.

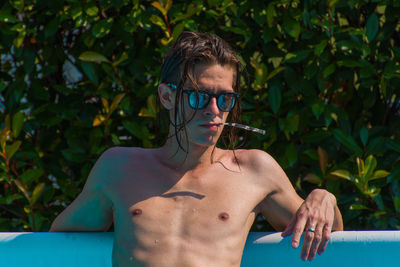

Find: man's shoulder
<box><xmin>89</xmin><ymin>146</ymin><xmax>153</xmax><ymax>184</ymax></box>
<box><xmin>234</xmin><ymin>149</ymin><xmax>277</xmax><ymax>170</ymax></box>
<box><xmin>99</xmin><ymin>146</ymin><xmax>156</xmax><ymax>164</ymax></box>
<box><xmin>233</xmin><ymin>148</ymin><xmax>287</xmax><ymax>185</ymax></box>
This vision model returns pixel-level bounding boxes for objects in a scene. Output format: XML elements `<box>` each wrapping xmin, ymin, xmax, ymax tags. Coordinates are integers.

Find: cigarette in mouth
<box><xmin>217</xmin><ymin>122</ymin><xmax>266</xmax><ymax>135</ymax></box>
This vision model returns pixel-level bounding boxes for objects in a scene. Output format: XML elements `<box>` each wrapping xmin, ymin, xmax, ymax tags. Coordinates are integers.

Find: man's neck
<box><xmin>156</xmin><ymin>137</ymin><xmax>218</xmax><ymax>173</ymax></box>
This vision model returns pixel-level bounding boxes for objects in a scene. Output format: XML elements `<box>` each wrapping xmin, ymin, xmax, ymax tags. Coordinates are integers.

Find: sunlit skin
<box><xmin>50</xmin><ymin>64</ymin><xmax>343</xmax><ymax>267</ymax></box>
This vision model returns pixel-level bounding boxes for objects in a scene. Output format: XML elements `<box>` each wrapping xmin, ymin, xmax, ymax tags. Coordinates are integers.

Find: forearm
<box><xmin>50</xmin><ymin>214</ymin><xmax>111</xmax><ymax>232</ymax></box>
<box><xmin>49</xmin><ymin>199</ymin><xmax>113</xmax><ymax>232</ymax></box>
<box><xmin>49</xmin><ymin>209</ymin><xmax>94</xmax><ymax>232</ymax></box>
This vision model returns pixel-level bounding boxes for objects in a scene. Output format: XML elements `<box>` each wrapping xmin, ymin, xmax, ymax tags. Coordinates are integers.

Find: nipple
<box><xmin>132</xmin><ymin>208</ymin><xmax>142</xmax><ymax>216</ymax></box>
<box><xmin>218</xmin><ymin>212</ymin><xmax>229</xmax><ymax>221</ymax></box>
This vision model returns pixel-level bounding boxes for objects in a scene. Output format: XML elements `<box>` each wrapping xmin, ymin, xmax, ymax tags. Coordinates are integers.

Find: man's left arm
<box><xmin>255</xmin><ymin>152</ymin><xmax>343</xmax><ymax>261</ymax></box>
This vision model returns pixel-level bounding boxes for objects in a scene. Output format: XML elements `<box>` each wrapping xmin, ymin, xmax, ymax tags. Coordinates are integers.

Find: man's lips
<box><xmin>199</xmin><ymin>123</ymin><xmax>220</xmax><ymax>130</ymax></box>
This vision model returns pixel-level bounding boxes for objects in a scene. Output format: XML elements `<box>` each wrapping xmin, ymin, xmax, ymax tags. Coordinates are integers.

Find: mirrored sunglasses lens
<box><xmin>198</xmin><ymin>92</ymin><xmax>209</xmax><ymax>108</ymax></box>
<box><xmin>218</xmin><ymin>94</ymin><xmax>235</xmax><ymax>111</ymax></box>
<box><xmin>188</xmin><ymin>92</ymin><xmax>199</xmax><ymax>109</ymax></box>
<box><xmin>188</xmin><ymin>91</ymin><xmax>209</xmax><ymax>109</ymax></box>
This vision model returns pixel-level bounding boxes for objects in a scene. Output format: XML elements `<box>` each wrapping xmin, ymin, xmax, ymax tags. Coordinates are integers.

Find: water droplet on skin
<box><xmin>154</xmin><ymin>239</ymin><xmax>159</xmax><ymax>244</ymax></box>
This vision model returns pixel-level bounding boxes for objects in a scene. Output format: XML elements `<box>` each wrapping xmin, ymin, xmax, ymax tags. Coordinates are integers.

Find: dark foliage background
<box><xmin>1</xmin><ymin>0</ymin><xmax>399</xmax><ymax>232</ymax></box>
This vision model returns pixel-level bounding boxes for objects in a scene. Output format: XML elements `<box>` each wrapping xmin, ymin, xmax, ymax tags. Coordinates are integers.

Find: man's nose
<box><xmin>204</xmin><ymin>96</ymin><xmax>220</xmax><ymax>115</ymax></box>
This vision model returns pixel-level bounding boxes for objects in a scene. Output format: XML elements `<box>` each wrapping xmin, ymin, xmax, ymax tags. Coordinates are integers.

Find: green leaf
<box><xmin>360</xmin><ymin>62</ymin><xmax>376</xmax><ymax>78</ymax></box>
<box><xmin>386</xmin><ymin>139</ymin><xmax>400</xmax><ymax>153</ymax></box>
<box><xmin>170</xmin><ymin>3</ymin><xmax>201</xmax><ymax>24</ymax></box>
<box><xmin>0</xmin><ymin>10</ymin><xmax>17</xmax><ymax>23</ymax></box>
<box><xmin>5</xmin><ymin>141</ymin><xmax>21</xmax><ymax>160</ymax></box>
<box><xmin>337</xmin><ymin>60</ymin><xmax>362</xmax><ymax>67</ymax></box>
<box><xmin>45</xmin><ymin>18</ymin><xmax>59</xmax><ymax>38</ymax></box>
<box><xmin>123</xmin><ymin>121</ymin><xmax>149</xmax><ymax>140</ymax></box>
<box><xmin>332</xmin><ymin>129</ymin><xmax>363</xmax><ymax>155</ymax></box>
<box><xmin>269</xmin><ymin>84</ymin><xmax>281</xmax><ymax>114</ymax></box>
<box><xmin>30</xmin><ymin>183</ymin><xmax>45</xmax><ymax>205</ymax></box>
<box><xmin>318</xmin><ymin>147</ymin><xmax>328</xmax><ymax>175</ymax></box>
<box><xmin>151</xmin><ymin>1</ymin><xmax>167</xmax><ymax>16</ymax></box>
<box><xmin>285</xmin><ymin>143</ymin><xmax>297</xmax><ymax>167</ymax></box>
<box><xmin>61</xmin><ymin>149</ymin><xmax>87</xmax><ymax>163</ymax></box>
<box><xmin>20</xmin><ymin>168</ymin><xmax>44</xmax><ymax>184</ymax></box>
<box><xmin>304</xmin><ymin>62</ymin><xmax>318</xmax><ymax>80</ymax></box>
<box><xmin>14</xmin><ymin>179</ymin><xmax>30</xmax><ymax>201</ymax></box>
<box><xmin>314</xmin><ymin>40</ymin><xmax>328</xmax><ymax>56</ymax></box>
<box><xmin>368</xmin><ymin>170</ymin><xmax>390</xmax><ymax>181</ymax></box>
<box><xmin>303</xmin><ymin>149</ymin><xmax>318</xmax><ymax>160</ymax></box>
<box><xmin>109</xmin><ymin>93</ymin><xmax>125</xmax><ymax>114</ymax></box>
<box><xmin>303</xmin><ymin>173</ymin><xmax>323</xmax><ymax>184</ymax></box>
<box><xmin>350</xmin><ymin>204</ymin><xmax>369</xmax><ymax>210</ymax></box>
<box><xmin>283</xmin><ymin>17</ymin><xmax>301</xmax><ymax>39</ymax></box>
<box><xmin>12</xmin><ymin>111</ymin><xmax>24</xmax><ymax>138</ymax></box>
<box><xmin>172</xmin><ymin>23</ymin><xmax>185</xmax><ymax>41</ymax></box>
<box><xmin>150</xmin><ymin>15</ymin><xmax>167</xmax><ymax>32</ymax></box>
<box><xmin>79</xmin><ymin>51</ymin><xmax>110</xmax><ymax>63</ymax></box>
<box><xmin>23</xmin><ymin>49</ymin><xmax>36</xmax><ymax>74</ymax></box>
<box><xmin>113</xmin><ymin>52</ymin><xmax>129</xmax><ymax>66</ymax></box>
<box><xmin>363</xmin><ymin>155</ymin><xmax>377</xmax><ymax>180</ymax></box>
<box><xmin>5</xmin><ymin>194</ymin><xmax>23</xmax><ymax>204</ymax></box>
<box><xmin>323</xmin><ymin>63</ymin><xmax>336</xmax><ymax>78</ymax></box>
<box><xmin>329</xmin><ymin>169</ymin><xmax>351</xmax><ymax>181</ymax></box>
<box><xmin>81</xmin><ymin>62</ymin><xmax>99</xmax><ymax>83</ymax></box>
<box><xmin>263</xmin><ymin>3</ymin><xmax>276</xmax><ymax>28</ymax></box>
<box><xmin>302</xmin><ymin>130</ymin><xmax>331</xmax><ymax>143</ymax></box>
<box><xmin>85</xmin><ymin>5</ymin><xmax>99</xmax><ymax>16</ymax></box>
<box><xmin>279</xmin><ymin>115</ymin><xmax>300</xmax><ymax>139</ymax></box>
<box><xmin>266</xmin><ymin>66</ymin><xmax>285</xmax><ymax>81</ymax></box>
<box><xmin>365</xmin><ymin>186</ymin><xmax>381</xmax><ymax>197</ymax></box>
<box><xmin>366</xmin><ymin>13</ymin><xmax>379</xmax><ymax>42</ymax></box>
<box><xmin>367</xmin><ymin>137</ymin><xmax>386</xmax><ymax>154</ymax></box>
<box><xmin>311</xmin><ymin>102</ymin><xmax>324</xmax><ymax>119</ymax></box>
<box><xmin>13</xmin><ymin>29</ymin><xmax>26</xmax><ymax>48</ymax></box>
<box><xmin>360</xmin><ymin>127</ymin><xmax>368</xmax><ymax>145</ymax></box>
<box><xmin>92</xmin><ymin>18</ymin><xmax>113</xmax><ymax>38</ymax></box>
<box><xmin>284</xmin><ymin>50</ymin><xmax>310</xmax><ymax>63</ymax></box>
<box><xmin>394</xmin><ymin>197</ymin><xmax>400</xmax><ymax>213</ymax></box>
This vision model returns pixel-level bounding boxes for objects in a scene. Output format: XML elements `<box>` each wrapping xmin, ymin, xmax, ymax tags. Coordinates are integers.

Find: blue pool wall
<box><xmin>1</xmin><ymin>231</ymin><xmax>399</xmax><ymax>267</ymax></box>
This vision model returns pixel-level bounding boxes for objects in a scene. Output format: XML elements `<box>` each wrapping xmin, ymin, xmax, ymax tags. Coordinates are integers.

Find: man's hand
<box><xmin>281</xmin><ymin>189</ymin><xmax>341</xmax><ymax>261</ymax></box>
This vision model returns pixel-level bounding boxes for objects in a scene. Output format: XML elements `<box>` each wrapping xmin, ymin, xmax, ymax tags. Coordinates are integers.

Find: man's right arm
<box><xmin>49</xmin><ymin>150</ymin><xmax>114</xmax><ymax>232</ymax></box>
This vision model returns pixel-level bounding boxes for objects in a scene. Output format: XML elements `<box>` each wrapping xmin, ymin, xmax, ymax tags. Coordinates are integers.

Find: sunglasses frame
<box><xmin>166</xmin><ymin>83</ymin><xmax>240</xmax><ymax>112</ymax></box>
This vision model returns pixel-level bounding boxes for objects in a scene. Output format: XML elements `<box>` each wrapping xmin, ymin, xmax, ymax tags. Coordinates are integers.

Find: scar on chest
<box><xmin>218</xmin><ymin>212</ymin><xmax>229</xmax><ymax>221</ymax></box>
<box><xmin>131</xmin><ymin>208</ymin><xmax>142</xmax><ymax>216</ymax></box>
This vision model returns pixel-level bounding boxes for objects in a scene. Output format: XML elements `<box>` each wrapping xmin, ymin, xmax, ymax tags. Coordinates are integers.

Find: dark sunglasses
<box><xmin>167</xmin><ymin>83</ymin><xmax>240</xmax><ymax>112</ymax></box>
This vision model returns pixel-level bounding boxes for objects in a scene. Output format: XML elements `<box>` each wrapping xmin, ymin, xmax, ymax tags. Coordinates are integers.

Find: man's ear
<box><xmin>158</xmin><ymin>83</ymin><xmax>175</xmax><ymax>110</ymax></box>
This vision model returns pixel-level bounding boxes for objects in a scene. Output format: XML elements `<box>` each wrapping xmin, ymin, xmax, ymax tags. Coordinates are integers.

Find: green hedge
<box><xmin>0</xmin><ymin>0</ymin><xmax>399</xmax><ymax>231</ymax></box>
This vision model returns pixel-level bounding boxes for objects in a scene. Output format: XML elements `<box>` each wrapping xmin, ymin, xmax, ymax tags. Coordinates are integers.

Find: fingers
<box><xmin>301</xmin><ymin>219</ymin><xmax>332</xmax><ymax>261</ymax></box>
<box><xmin>317</xmin><ymin>222</ymin><xmax>332</xmax><ymax>255</ymax></box>
<box><xmin>289</xmin><ymin>209</ymin><xmax>308</xmax><ymax>249</ymax></box>
<box><xmin>305</xmin><ymin>223</ymin><xmax>323</xmax><ymax>261</ymax></box>
<box><xmin>281</xmin><ymin>217</ymin><xmax>294</xmax><ymax>237</ymax></box>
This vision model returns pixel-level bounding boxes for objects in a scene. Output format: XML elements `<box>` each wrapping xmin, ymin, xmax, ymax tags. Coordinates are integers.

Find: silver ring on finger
<box><xmin>307</xmin><ymin>227</ymin><xmax>315</xmax><ymax>233</ymax></box>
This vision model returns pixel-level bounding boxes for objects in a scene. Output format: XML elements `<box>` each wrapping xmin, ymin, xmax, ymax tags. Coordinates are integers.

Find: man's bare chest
<box><xmin>107</xmin><ymin>166</ymin><xmax>264</xmax><ymax>236</ymax></box>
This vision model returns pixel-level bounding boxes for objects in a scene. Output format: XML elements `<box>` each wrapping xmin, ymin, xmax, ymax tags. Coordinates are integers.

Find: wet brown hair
<box><xmin>159</xmin><ymin>31</ymin><xmax>243</xmax><ymax>158</ymax></box>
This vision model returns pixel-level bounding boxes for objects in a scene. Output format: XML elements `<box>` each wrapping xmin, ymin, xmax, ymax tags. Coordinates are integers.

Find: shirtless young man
<box><xmin>50</xmin><ymin>32</ymin><xmax>343</xmax><ymax>267</ymax></box>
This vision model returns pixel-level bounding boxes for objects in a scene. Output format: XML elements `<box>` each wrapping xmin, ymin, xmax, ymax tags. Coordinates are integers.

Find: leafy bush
<box><xmin>1</xmin><ymin>0</ymin><xmax>399</xmax><ymax>231</ymax></box>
